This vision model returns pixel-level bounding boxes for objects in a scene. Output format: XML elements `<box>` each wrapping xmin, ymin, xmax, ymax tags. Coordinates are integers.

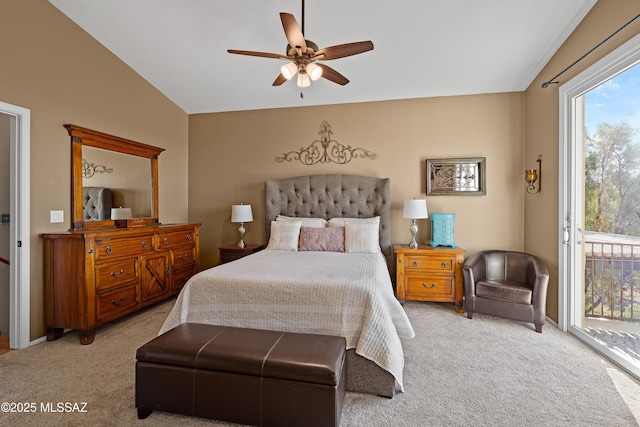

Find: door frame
<box><xmin>0</xmin><ymin>101</ymin><xmax>30</xmax><ymax>349</ymax></box>
<box><xmin>559</xmin><ymin>32</ymin><xmax>640</xmax><ymax>379</ymax></box>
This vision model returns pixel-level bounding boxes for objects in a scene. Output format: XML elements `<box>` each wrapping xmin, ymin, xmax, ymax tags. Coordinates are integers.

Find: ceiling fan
<box><xmin>227</xmin><ymin>1</ymin><xmax>374</xmax><ymax>88</ymax></box>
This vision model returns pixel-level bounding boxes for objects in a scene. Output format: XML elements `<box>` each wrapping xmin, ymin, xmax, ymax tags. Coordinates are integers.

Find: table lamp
<box><xmin>231</xmin><ymin>203</ymin><xmax>253</xmax><ymax>248</ymax></box>
<box><xmin>403</xmin><ymin>199</ymin><xmax>428</xmax><ymax>249</ymax></box>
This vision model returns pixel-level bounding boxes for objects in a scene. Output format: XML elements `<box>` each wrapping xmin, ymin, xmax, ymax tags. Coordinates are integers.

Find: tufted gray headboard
<box><xmin>265</xmin><ymin>174</ymin><xmax>391</xmax><ymax>260</ymax></box>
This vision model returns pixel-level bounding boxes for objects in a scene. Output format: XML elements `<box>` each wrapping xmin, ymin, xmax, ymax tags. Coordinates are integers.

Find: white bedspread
<box><xmin>159</xmin><ymin>249</ymin><xmax>415</xmax><ymax>390</ymax></box>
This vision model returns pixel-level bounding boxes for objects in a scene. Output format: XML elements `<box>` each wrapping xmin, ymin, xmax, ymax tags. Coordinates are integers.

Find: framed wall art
<box><xmin>426</xmin><ymin>157</ymin><xmax>486</xmax><ymax>196</ymax></box>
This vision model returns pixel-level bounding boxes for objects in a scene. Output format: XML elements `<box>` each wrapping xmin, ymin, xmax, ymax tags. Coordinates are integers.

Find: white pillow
<box><xmin>266</xmin><ymin>220</ymin><xmax>302</xmax><ymax>251</ymax></box>
<box><xmin>344</xmin><ymin>222</ymin><xmax>381</xmax><ymax>253</ymax></box>
<box><xmin>276</xmin><ymin>215</ymin><xmax>327</xmax><ymax>228</ymax></box>
<box><xmin>328</xmin><ymin>216</ymin><xmax>380</xmax><ymax>228</ymax></box>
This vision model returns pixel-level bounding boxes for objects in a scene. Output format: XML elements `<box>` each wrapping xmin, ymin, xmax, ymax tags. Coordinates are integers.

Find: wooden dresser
<box><xmin>42</xmin><ymin>223</ymin><xmax>200</xmax><ymax>344</ymax></box>
<box><xmin>393</xmin><ymin>244</ymin><xmax>465</xmax><ymax>312</ymax></box>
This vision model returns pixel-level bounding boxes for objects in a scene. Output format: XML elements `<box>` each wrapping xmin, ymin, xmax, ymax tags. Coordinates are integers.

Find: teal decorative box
<box><xmin>429</xmin><ymin>213</ymin><xmax>456</xmax><ymax>248</ymax></box>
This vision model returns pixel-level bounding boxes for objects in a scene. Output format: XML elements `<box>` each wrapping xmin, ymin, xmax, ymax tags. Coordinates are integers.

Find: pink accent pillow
<box><xmin>298</xmin><ymin>227</ymin><xmax>345</xmax><ymax>252</ymax></box>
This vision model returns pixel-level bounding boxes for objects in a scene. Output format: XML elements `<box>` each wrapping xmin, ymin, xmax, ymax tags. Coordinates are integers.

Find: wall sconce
<box><xmin>525</xmin><ymin>155</ymin><xmax>542</xmax><ymax>194</ymax></box>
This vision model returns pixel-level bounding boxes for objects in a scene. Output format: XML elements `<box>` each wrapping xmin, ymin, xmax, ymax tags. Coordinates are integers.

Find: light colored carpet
<box><xmin>1</xmin><ymin>299</ymin><xmax>639</xmax><ymax>426</ymax></box>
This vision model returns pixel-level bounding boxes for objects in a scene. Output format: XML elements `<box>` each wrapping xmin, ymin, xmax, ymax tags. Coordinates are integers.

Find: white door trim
<box><xmin>558</xmin><ymin>33</ymin><xmax>640</xmax><ymax>379</ymax></box>
<box><xmin>0</xmin><ymin>101</ymin><xmax>30</xmax><ymax>349</ymax></box>
<box><xmin>559</xmin><ymin>32</ymin><xmax>640</xmax><ymax>331</ymax></box>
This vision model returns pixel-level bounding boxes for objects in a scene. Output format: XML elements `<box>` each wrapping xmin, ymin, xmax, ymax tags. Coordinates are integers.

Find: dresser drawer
<box><xmin>405</xmin><ymin>275</ymin><xmax>455</xmax><ymax>300</ymax></box>
<box><xmin>171</xmin><ymin>244</ymin><xmax>196</xmax><ymax>269</ymax></box>
<box><xmin>95</xmin><ymin>259</ymin><xmax>138</xmax><ymax>292</ymax></box>
<box><xmin>404</xmin><ymin>255</ymin><xmax>455</xmax><ymax>273</ymax></box>
<box><xmin>95</xmin><ymin>236</ymin><xmax>153</xmax><ymax>261</ymax></box>
<box><xmin>172</xmin><ymin>264</ymin><xmax>198</xmax><ymax>291</ymax></box>
<box><xmin>158</xmin><ymin>230</ymin><xmax>196</xmax><ymax>249</ymax></box>
<box><xmin>95</xmin><ymin>284</ymin><xmax>139</xmax><ymax>322</ymax></box>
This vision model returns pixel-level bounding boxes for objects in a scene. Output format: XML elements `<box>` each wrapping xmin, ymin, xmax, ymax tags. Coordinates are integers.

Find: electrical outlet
<box><xmin>50</xmin><ymin>210</ymin><xmax>64</xmax><ymax>223</ymax></box>
<box><xmin>0</xmin><ymin>214</ymin><xmax>8</xmax><ymax>224</ymax></box>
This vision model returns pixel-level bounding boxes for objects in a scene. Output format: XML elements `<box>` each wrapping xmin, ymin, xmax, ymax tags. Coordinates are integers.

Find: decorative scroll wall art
<box><xmin>426</xmin><ymin>157</ymin><xmax>486</xmax><ymax>196</ymax></box>
<box><xmin>275</xmin><ymin>121</ymin><xmax>378</xmax><ymax>165</ymax></box>
<box><xmin>82</xmin><ymin>159</ymin><xmax>113</xmax><ymax>178</ymax></box>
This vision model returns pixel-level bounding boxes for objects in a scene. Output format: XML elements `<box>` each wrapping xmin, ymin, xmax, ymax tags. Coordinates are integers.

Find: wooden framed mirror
<box><xmin>65</xmin><ymin>124</ymin><xmax>165</xmax><ymax>230</ymax></box>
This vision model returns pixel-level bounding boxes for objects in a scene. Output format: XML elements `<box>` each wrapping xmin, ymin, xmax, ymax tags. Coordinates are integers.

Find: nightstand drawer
<box><xmin>404</xmin><ymin>255</ymin><xmax>455</xmax><ymax>273</ymax></box>
<box><xmin>219</xmin><ymin>244</ymin><xmax>264</xmax><ymax>264</ymax></box>
<box><xmin>405</xmin><ymin>275</ymin><xmax>455</xmax><ymax>299</ymax></box>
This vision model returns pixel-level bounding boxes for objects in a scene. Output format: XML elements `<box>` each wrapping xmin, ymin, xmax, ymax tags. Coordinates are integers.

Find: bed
<box><xmin>159</xmin><ymin>174</ymin><xmax>415</xmax><ymax>397</ymax></box>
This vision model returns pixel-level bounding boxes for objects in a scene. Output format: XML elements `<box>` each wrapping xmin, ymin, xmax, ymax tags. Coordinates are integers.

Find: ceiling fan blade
<box><xmin>317</xmin><ymin>64</ymin><xmax>349</xmax><ymax>85</ymax></box>
<box><xmin>315</xmin><ymin>41</ymin><xmax>374</xmax><ymax>60</ymax></box>
<box><xmin>227</xmin><ymin>49</ymin><xmax>287</xmax><ymax>60</ymax></box>
<box><xmin>280</xmin><ymin>13</ymin><xmax>306</xmax><ymax>53</ymax></box>
<box><xmin>272</xmin><ymin>73</ymin><xmax>288</xmax><ymax>86</ymax></box>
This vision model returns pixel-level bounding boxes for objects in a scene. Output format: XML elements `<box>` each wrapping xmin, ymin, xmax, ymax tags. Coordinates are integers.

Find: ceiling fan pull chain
<box><xmin>300</xmin><ymin>90</ymin><xmax>304</xmax><ymax>99</ymax></box>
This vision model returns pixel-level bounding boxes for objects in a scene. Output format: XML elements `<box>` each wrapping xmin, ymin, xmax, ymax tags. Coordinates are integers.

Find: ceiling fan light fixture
<box><xmin>297</xmin><ymin>71</ymin><xmax>311</xmax><ymax>88</ymax></box>
<box><xmin>281</xmin><ymin>62</ymin><xmax>298</xmax><ymax>80</ymax></box>
<box><xmin>306</xmin><ymin>63</ymin><xmax>322</xmax><ymax>81</ymax></box>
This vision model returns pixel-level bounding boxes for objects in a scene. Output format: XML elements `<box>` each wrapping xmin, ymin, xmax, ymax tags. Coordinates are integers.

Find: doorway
<box><xmin>0</xmin><ymin>114</ymin><xmax>10</xmax><ymax>348</ymax></box>
<box><xmin>559</xmin><ymin>33</ymin><xmax>640</xmax><ymax>380</ymax></box>
<box><xmin>0</xmin><ymin>101</ymin><xmax>30</xmax><ymax>350</ymax></box>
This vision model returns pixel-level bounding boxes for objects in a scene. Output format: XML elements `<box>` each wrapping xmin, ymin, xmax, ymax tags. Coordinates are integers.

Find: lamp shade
<box><xmin>297</xmin><ymin>72</ymin><xmax>311</xmax><ymax>88</ymax></box>
<box><xmin>403</xmin><ymin>199</ymin><xmax>428</xmax><ymax>219</ymax></box>
<box><xmin>306</xmin><ymin>63</ymin><xmax>323</xmax><ymax>81</ymax></box>
<box><xmin>281</xmin><ymin>62</ymin><xmax>298</xmax><ymax>80</ymax></box>
<box><xmin>111</xmin><ymin>207</ymin><xmax>132</xmax><ymax>220</ymax></box>
<box><xmin>231</xmin><ymin>204</ymin><xmax>253</xmax><ymax>223</ymax></box>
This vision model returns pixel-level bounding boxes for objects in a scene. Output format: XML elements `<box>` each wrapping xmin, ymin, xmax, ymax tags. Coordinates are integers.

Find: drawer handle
<box><xmin>110</xmin><ymin>269</ymin><xmax>125</xmax><ymax>278</ymax></box>
<box><xmin>398</xmin><ymin>259</ymin><xmax>403</xmax><ymax>263</ymax></box>
<box><xmin>413</xmin><ymin>261</ymin><xmax>419</xmax><ymax>267</ymax></box>
<box><xmin>111</xmin><ymin>296</ymin><xmax>125</xmax><ymax>306</ymax></box>
<box><xmin>106</xmin><ymin>246</ymin><xmax>112</xmax><ymax>254</ymax></box>
<box><xmin>186</xmin><ymin>234</ymin><xmax>192</xmax><ymax>241</ymax></box>
<box><xmin>423</xmin><ymin>282</ymin><xmax>437</xmax><ymax>289</ymax></box>
<box><xmin>441</xmin><ymin>262</ymin><xmax>447</xmax><ymax>268</ymax></box>
<box><xmin>142</xmin><ymin>241</ymin><xmax>148</xmax><ymax>249</ymax></box>
<box><xmin>163</xmin><ymin>238</ymin><xmax>169</xmax><ymax>244</ymax></box>
<box><xmin>165</xmin><ymin>268</ymin><xmax>170</xmax><ymax>277</ymax></box>
<box><xmin>178</xmin><ymin>254</ymin><xmax>189</xmax><ymax>261</ymax></box>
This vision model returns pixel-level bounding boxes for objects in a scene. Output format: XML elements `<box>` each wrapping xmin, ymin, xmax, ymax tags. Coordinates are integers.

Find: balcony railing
<box><xmin>584</xmin><ymin>232</ymin><xmax>640</xmax><ymax>322</ymax></box>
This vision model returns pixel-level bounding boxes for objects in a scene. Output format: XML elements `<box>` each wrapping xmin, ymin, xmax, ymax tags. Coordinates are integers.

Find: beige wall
<box><xmin>189</xmin><ymin>93</ymin><xmax>526</xmax><ymax>270</ymax></box>
<box><xmin>524</xmin><ymin>0</ymin><xmax>640</xmax><ymax>322</ymax></box>
<box><xmin>0</xmin><ymin>1</ymin><xmax>189</xmax><ymax>340</ymax></box>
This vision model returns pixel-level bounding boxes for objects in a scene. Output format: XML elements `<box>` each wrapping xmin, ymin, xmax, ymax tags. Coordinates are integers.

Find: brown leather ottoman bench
<box><xmin>135</xmin><ymin>323</ymin><xmax>346</xmax><ymax>426</ymax></box>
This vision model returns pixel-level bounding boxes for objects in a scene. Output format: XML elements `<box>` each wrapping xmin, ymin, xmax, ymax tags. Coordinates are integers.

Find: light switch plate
<box><xmin>50</xmin><ymin>210</ymin><xmax>64</xmax><ymax>223</ymax></box>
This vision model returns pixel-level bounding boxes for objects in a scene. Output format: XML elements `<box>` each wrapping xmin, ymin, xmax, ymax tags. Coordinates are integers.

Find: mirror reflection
<box><xmin>82</xmin><ymin>146</ymin><xmax>152</xmax><ymax>221</ymax></box>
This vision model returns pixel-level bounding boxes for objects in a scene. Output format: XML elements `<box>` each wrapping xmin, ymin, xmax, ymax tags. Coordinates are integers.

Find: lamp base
<box><xmin>237</xmin><ymin>222</ymin><xmax>246</xmax><ymax>248</ymax></box>
<box><xmin>408</xmin><ymin>219</ymin><xmax>419</xmax><ymax>249</ymax></box>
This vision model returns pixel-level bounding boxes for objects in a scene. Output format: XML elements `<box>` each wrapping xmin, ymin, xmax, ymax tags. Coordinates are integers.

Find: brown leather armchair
<box><xmin>463</xmin><ymin>250</ymin><xmax>549</xmax><ymax>333</ymax></box>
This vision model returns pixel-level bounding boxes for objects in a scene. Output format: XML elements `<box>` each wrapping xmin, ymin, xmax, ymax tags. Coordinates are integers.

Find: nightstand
<box><xmin>393</xmin><ymin>244</ymin><xmax>465</xmax><ymax>312</ymax></box>
<box><xmin>218</xmin><ymin>244</ymin><xmax>264</xmax><ymax>264</ymax></box>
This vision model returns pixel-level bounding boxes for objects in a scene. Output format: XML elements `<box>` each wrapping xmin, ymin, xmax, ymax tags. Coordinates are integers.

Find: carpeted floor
<box><xmin>1</xmin><ymin>299</ymin><xmax>639</xmax><ymax>426</ymax></box>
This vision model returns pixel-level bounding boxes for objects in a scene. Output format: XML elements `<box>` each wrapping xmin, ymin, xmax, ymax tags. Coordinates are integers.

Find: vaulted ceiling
<box><xmin>49</xmin><ymin>0</ymin><xmax>596</xmax><ymax>114</ymax></box>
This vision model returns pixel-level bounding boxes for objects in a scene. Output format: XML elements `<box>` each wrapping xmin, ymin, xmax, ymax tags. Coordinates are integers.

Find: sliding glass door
<box><xmin>559</xmin><ymin>33</ymin><xmax>640</xmax><ymax>381</ymax></box>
